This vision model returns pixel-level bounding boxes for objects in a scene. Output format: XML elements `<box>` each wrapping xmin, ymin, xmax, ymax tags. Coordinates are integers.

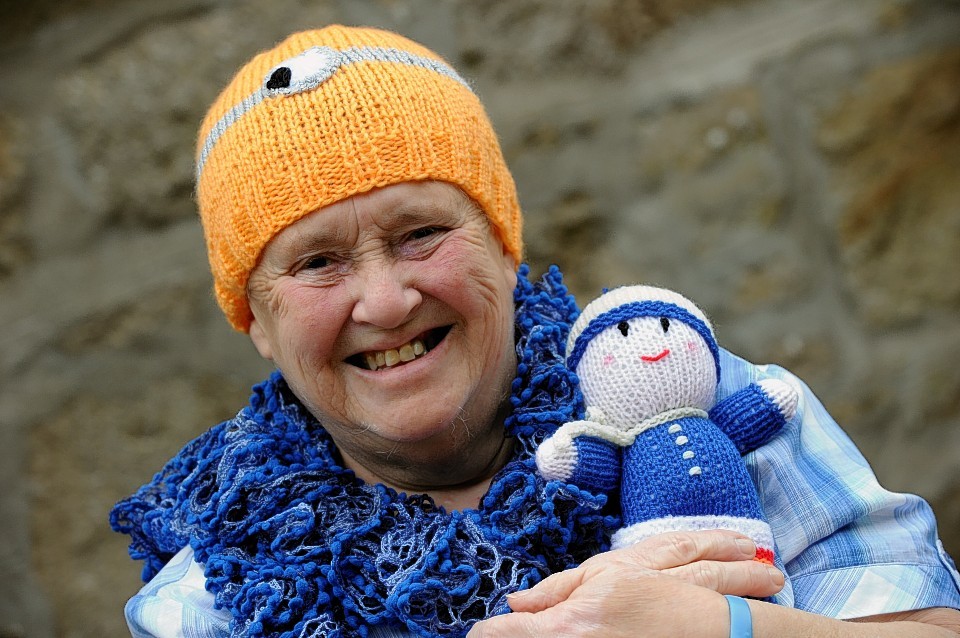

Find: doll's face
<box><xmin>575</xmin><ymin>315</ymin><xmax>717</xmax><ymax>426</ymax></box>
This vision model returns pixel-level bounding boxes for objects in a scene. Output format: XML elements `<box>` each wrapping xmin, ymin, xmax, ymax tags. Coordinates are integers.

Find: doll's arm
<box><xmin>709</xmin><ymin>379</ymin><xmax>798</xmax><ymax>454</ymax></box>
<box><xmin>535</xmin><ymin>408</ymin><xmax>624</xmax><ymax>492</ymax></box>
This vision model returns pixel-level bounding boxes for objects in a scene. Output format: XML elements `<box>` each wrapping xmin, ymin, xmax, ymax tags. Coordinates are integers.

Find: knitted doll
<box><xmin>536</xmin><ymin>285</ymin><xmax>799</xmax><ymax>563</ymax></box>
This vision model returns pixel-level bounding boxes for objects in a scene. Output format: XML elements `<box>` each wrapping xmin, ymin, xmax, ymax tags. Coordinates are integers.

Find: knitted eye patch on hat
<box><xmin>195</xmin><ymin>26</ymin><xmax>523</xmax><ymax>332</ymax></box>
<box><xmin>537</xmin><ymin>285</ymin><xmax>799</xmax><ymax>561</ymax></box>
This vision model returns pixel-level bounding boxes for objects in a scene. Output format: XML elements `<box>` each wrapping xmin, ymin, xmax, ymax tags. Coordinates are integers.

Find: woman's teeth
<box><xmin>363</xmin><ymin>338</ymin><xmax>427</xmax><ymax>371</ymax></box>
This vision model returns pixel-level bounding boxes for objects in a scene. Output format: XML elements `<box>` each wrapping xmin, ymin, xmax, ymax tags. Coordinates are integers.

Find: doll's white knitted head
<box><xmin>566</xmin><ymin>286</ymin><xmax>721</xmax><ymax>428</ymax></box>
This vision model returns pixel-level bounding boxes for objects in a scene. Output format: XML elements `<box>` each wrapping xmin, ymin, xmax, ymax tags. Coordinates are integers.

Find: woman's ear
<box><xmin>248</xmin><ymin>317</ymin><xmax>274</xmax><ymax>361</ymax></box>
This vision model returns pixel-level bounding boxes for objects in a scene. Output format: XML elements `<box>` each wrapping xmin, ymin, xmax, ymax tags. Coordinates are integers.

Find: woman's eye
<box><xmin>660</xmin><ymin>317</ymin><xmax>670</xmax><ymax>333</ymax></box>
<box><xmin>294</xmin><ymin>253</ymin><xmax>344</xmax><ymax>282</ymax></box>
<box><xmin>409</xmin><ymin>226</ymin><xmax>442</xmax><ymax>241</ymax></box>
<box><xmin>618</xmin><ymin>321</ymin><xmax>630</xmax><ymax>337</ymax></box>
<box><xmin>303</xmin><ymin>255</ymin><xmax>330</xmax><ymax>270</ymax></box>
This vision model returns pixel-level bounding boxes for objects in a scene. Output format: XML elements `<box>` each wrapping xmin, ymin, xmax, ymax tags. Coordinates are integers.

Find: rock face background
<box><xmin>1</xmin><ymin>0</ymin><xmax>958</xmax><ymax>635</ymax></box>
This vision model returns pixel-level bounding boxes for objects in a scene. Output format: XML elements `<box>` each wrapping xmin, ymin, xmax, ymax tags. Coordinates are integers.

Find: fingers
<box><xmin>664</xmin><ymin>558</ymin><xmax>784</xmax><ymax>598</ymax></box>
<box><xmin>467</xmin><ymin>612</ymin><xmax>541</xmax><ymax>638</ymax></box>
<box><xmin>506</xmin><ymin>569</ymin><xmax>587</xmax><ymax>613</ymax></box>
<box><xmin>611</xmin><ymin>530</ymin><xmax>783</xmax><ymax>597</ymax></box>
<box><xmin>615</xmin><ymin>529</ymin><xmax>758</xmax><ymax>570</ymax></box>
<box><xmin>508</xmin><ymin>530</ymin><xmax>782</xmax><ymax>614</ymax></box>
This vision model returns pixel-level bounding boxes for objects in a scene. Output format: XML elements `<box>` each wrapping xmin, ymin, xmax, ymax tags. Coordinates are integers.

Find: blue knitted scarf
<box><xmin>110</xmin><ymin>266</ymin><xmax>619</xmax><ymax>638</ymax></box>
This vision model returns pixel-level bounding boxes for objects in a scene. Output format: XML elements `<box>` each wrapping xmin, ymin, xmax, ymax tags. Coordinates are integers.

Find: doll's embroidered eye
<box><xmin>660</xmin><ymin>317</ymin><xmax>670</xmax><ymax>333</ymax></box>
<box><xmin>618</xmin><ymin>321</ymin><xmax>629</xmax><ymax>336</ymax></box>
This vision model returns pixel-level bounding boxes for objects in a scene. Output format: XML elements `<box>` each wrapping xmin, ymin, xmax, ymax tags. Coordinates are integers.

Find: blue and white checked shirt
<box><xmin>124</xmin><ymin>351</ymin><xmax>960</xmax><ymax>637</ymax></box>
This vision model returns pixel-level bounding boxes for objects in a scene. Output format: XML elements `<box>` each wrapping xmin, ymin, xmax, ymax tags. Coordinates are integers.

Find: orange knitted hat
<box><xmin>195</xmin><ymin>25</ymin><xmax>523</xmax><ymax>332</ymax></box>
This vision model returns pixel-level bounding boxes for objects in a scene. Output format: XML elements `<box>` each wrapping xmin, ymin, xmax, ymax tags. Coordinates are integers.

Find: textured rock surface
<box><xmin>1</xmin><ymin>0</ymin><xmax>959</xmax><ymax>635</ymax></box>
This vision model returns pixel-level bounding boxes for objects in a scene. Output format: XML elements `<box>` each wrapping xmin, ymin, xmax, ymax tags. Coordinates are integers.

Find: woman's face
<box><xmin>246</xmin><ymin>181</ymin><xmax>518</xmax><ymax>489</ymax></box>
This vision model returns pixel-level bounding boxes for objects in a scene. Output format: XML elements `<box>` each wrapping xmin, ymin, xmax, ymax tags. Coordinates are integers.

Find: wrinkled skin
<box><xmin>247</xmin><ymin>181</ymin><xmax>517</xmax><ymax>507</ymax></box>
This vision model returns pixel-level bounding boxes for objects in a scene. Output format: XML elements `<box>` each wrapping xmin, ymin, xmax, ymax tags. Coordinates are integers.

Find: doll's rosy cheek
<box><xmin>687</xmin><ymin>341</ymin><xmax>698</xmax><ymax>352</ymax></box>
<box><xmin>603</xmin><ymin>353</ymin><xmax>616</xmax><ymax>366</ymax></box>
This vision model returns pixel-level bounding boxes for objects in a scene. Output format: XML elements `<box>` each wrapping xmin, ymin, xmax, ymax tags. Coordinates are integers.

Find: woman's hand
<box><xmin>467</xmin><ymin>530</ymin><xmax>783</xmax><ymax>638</ymax></box>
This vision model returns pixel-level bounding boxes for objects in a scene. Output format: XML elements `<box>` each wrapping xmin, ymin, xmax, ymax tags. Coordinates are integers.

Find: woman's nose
<box><xmin>350</xmin><ymin>265</ymin><xmax>422</xmax><ymax>328</ymax></box>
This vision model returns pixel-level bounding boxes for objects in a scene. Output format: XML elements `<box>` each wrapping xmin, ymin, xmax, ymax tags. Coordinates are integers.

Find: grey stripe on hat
<box><xmin>196</xmin><ymin>45</ymin><xmax>473</xmax><ymax>182</ymax></box>
<box><xmin>340</xmin><ymin>46</ymin><xmax>472</xmax><ymax>89</ymax></box>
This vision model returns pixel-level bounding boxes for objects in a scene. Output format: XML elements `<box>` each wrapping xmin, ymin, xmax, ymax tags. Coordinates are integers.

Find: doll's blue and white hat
<box><xmin>566</xmin><ymin>285</ymin><xmax>720</xmax><ymax>378</ymax></box>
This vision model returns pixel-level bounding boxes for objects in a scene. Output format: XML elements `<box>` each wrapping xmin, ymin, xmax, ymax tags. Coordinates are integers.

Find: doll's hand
<box><xmin>537</xmin><ymin>416</ymin><xmax>630</xmax><ymax>483</ymax></box>
<box><xmin>757</xmin><ymin>379</ymin><xmax>799</xmax><ymax>421</ymax></box>
<box><xmin>536</xmin><ymin>432</ymin><xmax>579</xmax><ymax>482</ymax></box>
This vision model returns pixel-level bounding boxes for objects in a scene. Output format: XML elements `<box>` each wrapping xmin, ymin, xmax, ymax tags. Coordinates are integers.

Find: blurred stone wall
<box><xmin>1</xmin><ymin>0</ymin><xmax>958</xmax><ymax>635</ymax></box>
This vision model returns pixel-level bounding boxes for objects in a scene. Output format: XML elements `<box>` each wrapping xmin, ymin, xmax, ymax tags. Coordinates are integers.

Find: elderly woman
<box><xmin>111</xmin><ymin>25</ymin><xmax>960</xmax><ymax>638</ymax></box>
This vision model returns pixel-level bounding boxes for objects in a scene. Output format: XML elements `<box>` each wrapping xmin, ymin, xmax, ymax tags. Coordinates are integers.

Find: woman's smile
<box><xmin>347</xmin><ymin>324</ymin><xmax>452</xmax><ymax>371</ymax></box>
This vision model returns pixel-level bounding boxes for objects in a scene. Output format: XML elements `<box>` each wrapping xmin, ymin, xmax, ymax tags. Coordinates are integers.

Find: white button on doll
<box><xmin>536</xmin><ymin>285</ymin><xmax>799</xmax><ymax>562</ymax></box>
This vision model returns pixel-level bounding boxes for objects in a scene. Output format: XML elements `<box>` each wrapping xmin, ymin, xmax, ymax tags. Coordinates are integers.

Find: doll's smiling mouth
<box><xmin>348</xmin><ymin>326</ymin><xmax>452</xmax><ymax>371</ymax></box>
<box><xmin>641</xmin><ymin>348</ymin><xmax>670</xmax><ymax>362</ymax></box>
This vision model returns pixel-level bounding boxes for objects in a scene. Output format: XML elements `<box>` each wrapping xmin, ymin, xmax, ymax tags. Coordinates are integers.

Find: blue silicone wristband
<box><xmin>725</xmin><ymin>595</ymin><xmax>753</xmax><ymax>638</ymax></box>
